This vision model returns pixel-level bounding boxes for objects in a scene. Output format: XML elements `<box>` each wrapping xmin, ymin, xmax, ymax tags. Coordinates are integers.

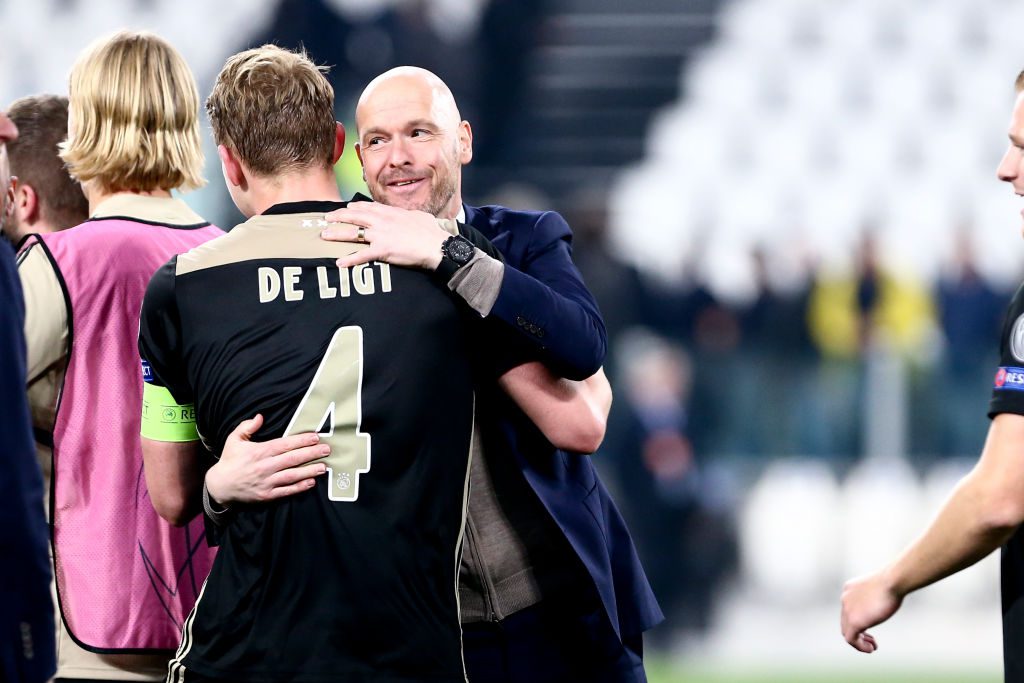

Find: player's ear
<box><xmin>218</xmin><ymin>144</ymin><xmax>245</xmax><ymax>188</ymax></box>
<box><xmin>331</xmin><ymin>122</ymin><xmax>345</xmax><ymax>166</ymax></box>
<box><xmin>458</xmin><ymin>120</ymin><xmax>473</xmax><ymax>165</ymax></box>
<box><xmin>5</xmin><ymin>176</ymin><xmax>18</xmax><ymax>217</ymax></box>
<box><xmin>13</xmin><ymin>178</ymin><xmax>40</xmax><ymax>224</ymax></box>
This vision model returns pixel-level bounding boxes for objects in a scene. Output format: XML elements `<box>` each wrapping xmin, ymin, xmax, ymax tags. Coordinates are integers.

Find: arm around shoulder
<box><xmin>487</xmin><ymin>210</ymin><xmax>607</xmax><ymax>380</ymax></box>
<box><xmin>498</xmin><ymin>363</ymin><xmax>611</xmax><ymax>454</ymax></box>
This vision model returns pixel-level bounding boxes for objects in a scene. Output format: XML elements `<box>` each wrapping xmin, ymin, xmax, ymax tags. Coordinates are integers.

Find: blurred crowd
<box><xmin>524</xmin><ymin>186</ymin><xmax>1015</xmax><ymax>643</ymax></box>
<box><xmin>8</xmin><ymin>0</ymin><xmax>1021</xmax><ymax>663</ymax></box>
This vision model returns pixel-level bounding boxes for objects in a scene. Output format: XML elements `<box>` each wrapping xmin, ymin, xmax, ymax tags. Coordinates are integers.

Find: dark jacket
<box><xmin>1</xmin><ymin>242</ymin><xmax>56</xmax><ymax>683</ymax></box>
<box><xmin>464</xmin><ymin>203</ymin><xmax>663</xmax><ymax>644</ymax></box>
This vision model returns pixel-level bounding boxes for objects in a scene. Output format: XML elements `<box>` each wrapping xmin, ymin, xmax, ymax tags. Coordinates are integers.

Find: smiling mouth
<box><xmin>387</xmin><ymin>178</ymin><xmax>424</xmax><ymax>188</ymax></box>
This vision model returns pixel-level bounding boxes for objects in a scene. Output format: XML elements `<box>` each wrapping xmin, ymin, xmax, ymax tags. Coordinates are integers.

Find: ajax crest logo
<box><xmin>336</xmin><ymin>472</ymin><xmax>352</xmax><ymax>491</ymax></box>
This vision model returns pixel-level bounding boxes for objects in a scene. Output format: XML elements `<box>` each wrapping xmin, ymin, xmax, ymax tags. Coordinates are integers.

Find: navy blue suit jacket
<box><xmin>464</xmin><ymin>203</ymin><xmax>663</xmax><ymax>644</ymax></box>
<box><xmin>1</xmin><ymin>242</ymin><xmax>56</xmax><ymax>683</ymax></box>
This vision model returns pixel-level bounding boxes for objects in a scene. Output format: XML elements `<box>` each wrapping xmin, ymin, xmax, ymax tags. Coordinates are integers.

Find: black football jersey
<box><xmin>988</xmin><ymin>281</ymin><xmax>1024</xmax><ymax>682</ymax></box>
<box><xmin>140</xmin><ymin>201</ymin><xmax>477</xmax><ymax>683</ymax></box>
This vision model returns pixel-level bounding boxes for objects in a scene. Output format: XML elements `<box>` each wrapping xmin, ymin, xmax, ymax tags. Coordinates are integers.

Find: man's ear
<box><xmin>331</xmin><ymin>122</ymin><xmax>346</xmax><ymax>165</ymax></box>
<box><xmin>457</xmin><ymin>120</ymin><xmax>473</xmax><ymax>166</ymax></box>
<box><xmin>217</xmin><ymin>144</ymin><xmax>246</xmax><ymax>189</ymax></box>
<box><xmin>12</xmin><ymin>178</ymin><xmax>40</xmax><ymax>225</ymax></box>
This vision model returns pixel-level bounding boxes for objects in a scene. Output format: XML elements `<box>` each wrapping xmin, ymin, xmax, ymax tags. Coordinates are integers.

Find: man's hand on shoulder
<box><xmin>322</xmin><ymin>203</ymin><xmax>450</xmax><ymax>270</ymax></box>
<box><xmin>206</xmin><ymin>414</ymin><xmax>330</xmax><ymax>505</ymax></box>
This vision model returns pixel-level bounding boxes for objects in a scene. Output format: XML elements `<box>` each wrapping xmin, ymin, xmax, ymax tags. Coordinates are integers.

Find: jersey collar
<box><xmin>262</xmin><ymin>200</ymin><xmax>347</xmax><ymax>215</ymax></box>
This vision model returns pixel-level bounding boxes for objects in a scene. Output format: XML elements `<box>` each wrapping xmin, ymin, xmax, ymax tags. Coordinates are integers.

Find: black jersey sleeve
<box><xmin>989</xmin><ymin>282</ymin><xmax>1024</xmax><ymax>418</ymax></box>
<box><xmin>139</xmin><ymin>257</ymin><xmax>194</xmax><ymax>405</ymax></box>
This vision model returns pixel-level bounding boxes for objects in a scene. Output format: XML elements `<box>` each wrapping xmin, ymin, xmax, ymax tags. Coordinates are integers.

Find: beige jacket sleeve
<box><xmin>436</xmin><ymin>218</ymin><xmax>504</xmax><ymax>317</ymax></box>
<box><xmin>18</xmin><ymin>244</ymin><xmax>68</xmax><ymax>384</ymax></box>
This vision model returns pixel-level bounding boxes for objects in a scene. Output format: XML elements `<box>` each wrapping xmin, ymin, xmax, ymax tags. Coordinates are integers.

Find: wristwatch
<box><xmin>435</xmin><ymin>234</ymin><xmax>475</xmax><ymax>282</ymax></box>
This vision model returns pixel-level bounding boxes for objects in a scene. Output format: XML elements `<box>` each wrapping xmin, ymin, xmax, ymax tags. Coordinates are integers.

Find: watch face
<box><xmin>447</xmin><ymin>236</ymin><xmax>475</xmax><ymax>265</ymax></box>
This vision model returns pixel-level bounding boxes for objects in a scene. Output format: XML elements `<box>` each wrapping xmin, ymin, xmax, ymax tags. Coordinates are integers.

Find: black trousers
<box><xmin>462</xmin><ymin>601</ymin><xmax>647</xmax><ymax>683</ymax></box>
<box><xmin>135</xmin><ymin>601</ymin><xmax>647</xmax><ymax>683</ymax></box>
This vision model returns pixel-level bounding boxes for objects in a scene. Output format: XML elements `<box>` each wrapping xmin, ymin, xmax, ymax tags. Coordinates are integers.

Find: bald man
<box><xmin>223</xmin><ymin>67</ymin><xmax>661</xmax><ymax>683</ymax></box>
<box><xmin>0</xmin><ymin>110</ymin><xmax>56</xmax><ymax>683</ymax></box>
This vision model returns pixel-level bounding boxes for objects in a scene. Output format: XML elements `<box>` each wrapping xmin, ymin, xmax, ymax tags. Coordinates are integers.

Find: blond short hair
<box><xmin>60</xmin><ymin>31</ymin><xmax>205</xmax><ymax>193</ymax></box>
<box><xmin>207</xmin><ymin>45</ymin><xmax>336</xmax><ymax>176</ymax></box>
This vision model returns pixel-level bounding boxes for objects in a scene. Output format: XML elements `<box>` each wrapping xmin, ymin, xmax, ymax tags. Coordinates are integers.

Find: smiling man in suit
<box><xmin>318</xmin><ymin>67</ymin><xmax>663</xmax><ymax>683</ymax></box>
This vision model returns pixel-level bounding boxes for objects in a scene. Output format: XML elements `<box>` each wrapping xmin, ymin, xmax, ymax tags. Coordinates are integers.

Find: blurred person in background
<box><xmin>563</xmin><ymin>184</ymin><xmax>651</xmax><ymax>357</ymax></box>
<box><xmin>17</xmin><ymin>31</ymin><xmax>222</xmax><ymax>682</ymax></box>
<box><xmin>0</xmin><ymin>109</ymin><xmax>56</xmax><ymax>683</ymax></box>
<box><xmin>934</xmin><ymin>230</ymin><xmax>1007</xmax><ymax>456</ymax></box>
<box><xmin>807</xmin><ymin>230</ymin><xmax>935</xmax><ymax>459</ymax></box>
<box><xmin>227</xmin><ymin>65</ymin><xmax>662</xmax><ymax>682</ymax></box>
<box><xmin>606</xmin><ymin>331</ymin><xmax>737</xmax><ymax>646</ymax></box>
<box><xmin>5</xmin><ymin>95</ymin><xmax>90</xmax><ymax>510</ymax></box>
<box><xmin>739</xmin><ymin>246</ymin><xmax>819</xmax><ymax>456</ymax></box>
<box><xmin>841</xmin><ymin>69</ymin><xmax>1024</xmax><ymax>682</ymax></box>
<box><xmin>3</xmin><ymin>95</ymin><xmax>88</xmax><ymax>247</ymax></box>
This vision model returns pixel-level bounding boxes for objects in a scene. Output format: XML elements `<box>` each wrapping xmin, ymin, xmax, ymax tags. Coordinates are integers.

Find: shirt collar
<box><xmin>90</xmin><ymin>194</ymin><xmax>205</xmax><ymax>225</ymax></box>
<box><xmin>262</xmin><ymin>200</ymin><xmax>347</xmax><ymax>215</ymax></box>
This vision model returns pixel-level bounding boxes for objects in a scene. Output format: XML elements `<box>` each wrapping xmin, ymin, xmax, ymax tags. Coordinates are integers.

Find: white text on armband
<box><xmin>258</xmin><ymin>263</ymin><xmax>393</xmax><ymax>303</ymax></box>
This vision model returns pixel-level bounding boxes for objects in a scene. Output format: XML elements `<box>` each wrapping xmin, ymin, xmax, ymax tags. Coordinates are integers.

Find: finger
<box><xmin>270</xmin><ymin>444</ymin><xmax>331</xmax><ymax>471</ymax></box>
<box><xmin>844</xmin><ymin>627</ymin><xmax>875</xmax><ymax>653</ymax></box>
<box><xmin>268</xmin><ymin>462</ymin><xmax>328</xmax><ymax>488</ymax></box>
<box><xmin>325</xmin><ymin>206</ymin><xmax>377</xmax><ymax>225</ymax></box>
<box><xmin>264</xmin><ymin>478</ymin><xmax>319</xmax><ymax>500</ymax></box>
<box><xmin>320</xmin><ymin>222</ymin><xmax>365</xmax><ymax>242</ymax></box>
<box><xmin>856</xmin><ymin>633</ymin><xmax>877</xmax><ymax>653</ymax></box>
<box><xmin>231</xmin><ymin>414</ymin><xmax>263</xmax><ymax>441</ymax></box>
<box><xmin>337</xmin><ymin>249</ymin><xmax>381</xmax><ymax>268</ymax></box>
<box><xmin>260</xmin><ymin>432</ymin><xmax>320</xmax><ymax>459</ymax></box>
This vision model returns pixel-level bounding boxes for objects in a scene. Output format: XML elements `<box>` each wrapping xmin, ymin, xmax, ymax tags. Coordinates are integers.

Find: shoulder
<box><xmin>143</xmin><ymin>257</ymin><xmax>181</xmax><ymax>310</ymax></box>
<box><xmin>37</xmin><ymin>217</ymin><xmax>149</xmax><ymax>262</ymax></box>
<box><xmin>48</xmin><ymin>217</ymin><xmax>121</xmax><ymax>241</ymax></box>
<box><xmin>1001</xmin><ymin>282</ymin><xmax>1024</xmax><ymax>333</ymax></box>
<box><xmin>466</xmin><ymin>204</ymin><xmax>571</xmax><ymax>241</ymax></box>
<box><xmin>997</xmin><ymin>282</ymin><xmax>1024</xmax><ymax>355</ymax></box>
<box><xmin>173</xmin><ymin>228</ymin><xmax>244</xmax><ymax>276</ymax></box>
<box><xmin>16</xmin><ymin>239</ymin><xmax>61</xmax><ymax>289</ymax></box>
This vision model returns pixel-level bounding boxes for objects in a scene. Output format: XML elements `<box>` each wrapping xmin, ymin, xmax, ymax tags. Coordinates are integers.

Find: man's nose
<box><xmin>386</xmin><ymin>137</ymin><xmax>411</xmax><ymax>166</ymax></box>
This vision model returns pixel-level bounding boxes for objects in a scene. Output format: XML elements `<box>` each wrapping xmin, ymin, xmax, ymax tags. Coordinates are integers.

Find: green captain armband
<box><xmin>141</xmin><ymin>382</ymin><xmax>199</xmax><ymax>442</ymax></box>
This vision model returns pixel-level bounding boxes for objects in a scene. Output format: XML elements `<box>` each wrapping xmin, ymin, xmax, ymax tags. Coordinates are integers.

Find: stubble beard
<box><xmin>422</xmin><ymin>169</ymin><xmax>457</xmax><ymax>218</ymax></box>
<box><xmin>376</xmin><ymin>146</ymin><xmax>460</xmax><ymax>218</ymax></box>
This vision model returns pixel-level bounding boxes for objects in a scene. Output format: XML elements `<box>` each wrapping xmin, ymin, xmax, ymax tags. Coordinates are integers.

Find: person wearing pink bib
<box><xmin>17</xmin><ymin>31</ymin><xmax>222</xmax><ymax>683</ymax></box>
